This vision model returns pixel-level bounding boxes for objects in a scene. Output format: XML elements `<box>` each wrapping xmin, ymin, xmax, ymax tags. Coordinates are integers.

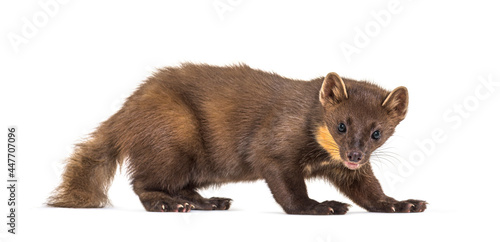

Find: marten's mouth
<box><xmin>344</xmin><ymin>161</ymin><xmax>361</xmax><ymax>170</ymax></box>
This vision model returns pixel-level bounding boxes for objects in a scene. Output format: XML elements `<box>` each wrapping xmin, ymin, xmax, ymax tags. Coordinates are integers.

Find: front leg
<box><xmin>261</xmin><ymin>161</ymin><xmax>350</xmax><ymax>215</ymax></box>
<box><xmin>327</xmin><ymin>164</ymin><xmax>427</xmax><ymax>213</ymax></box>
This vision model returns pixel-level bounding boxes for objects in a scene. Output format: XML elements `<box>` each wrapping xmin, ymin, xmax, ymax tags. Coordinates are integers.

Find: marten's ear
<box><xmin>382</xmin><ymin>86</ymin><xmax>409</xmax><ymax>121</ymax></box>
<box><xmin>320</xmin><ymin>72</ymin><xmax>348</xmax><ymax>106</ymax></box>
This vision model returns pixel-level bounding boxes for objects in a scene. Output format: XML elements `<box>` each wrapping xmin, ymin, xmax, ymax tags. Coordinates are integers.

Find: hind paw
<box><xmin>146</xmin><ymin>200</ymin><xmax>194</xmax><ymax>213</ymax></box>
<box><xmin>141</xmin><ymin>195</ymin><xmax>195</xmax><ymax>213</ymax></box>
<box><xmin>158</xmin><ymin>202</ymin><xmax>195</xmax><ymax>213</ymax></box>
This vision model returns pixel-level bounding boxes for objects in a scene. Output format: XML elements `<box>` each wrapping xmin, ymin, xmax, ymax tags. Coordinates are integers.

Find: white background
<box><xmin>1</xmin><ymin>0</ymin><xmax>500</xmax><ymax>241</ymax></box>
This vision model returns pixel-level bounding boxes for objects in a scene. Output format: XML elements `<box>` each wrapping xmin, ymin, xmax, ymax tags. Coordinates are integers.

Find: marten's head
<box><xmin>316</xmin><ymin>72</ymin><xmax>409</xmax><ymax>170</ymax></box>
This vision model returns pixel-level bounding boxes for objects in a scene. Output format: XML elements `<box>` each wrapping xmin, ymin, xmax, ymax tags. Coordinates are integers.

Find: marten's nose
<box><xmin>347</xmin><ymin>151</ymin><xmax>363</xmax><ymax>162</ymax></box>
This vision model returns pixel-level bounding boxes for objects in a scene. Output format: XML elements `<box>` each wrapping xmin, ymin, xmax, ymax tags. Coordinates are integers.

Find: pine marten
<box><xmin>48</xmin><ymin>63</ymin><xmax>426</xmax><ymax>214</ymax></box>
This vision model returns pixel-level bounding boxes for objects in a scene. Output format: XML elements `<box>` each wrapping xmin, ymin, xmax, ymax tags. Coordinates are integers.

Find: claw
<box><xmin>161</xmin><ymin>204</ymin><xmax>165</xmax><ymax>211</ymax></box>
<box><xmin>190</xmin><ymin>204</ymin><xmax>195</xmax><ymax>209</ymax></box>
<box><xmin>391</xmin><ymin>206</ymin><xmax>395</xmax><ymax>212</ymax></box>
<box><xmin>329</xmin><ymin>208</ymin><xmax>335</xmax><ymax>214</ymax></box>
<box><xmin>176</xmin><ymin>204</ymin><xmax>184</xmax><ymax>212</ymax></box>
<box><xmin>212</xmin><ymin>204</ymin><xmax>217</xmax><ymax>209</ymax></box>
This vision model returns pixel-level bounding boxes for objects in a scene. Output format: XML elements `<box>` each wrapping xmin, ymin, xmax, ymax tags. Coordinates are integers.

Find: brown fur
<box><xmin>47</xmin><ymin>63</ymin><xmax>426</xmax><ymax>214</ymax></box>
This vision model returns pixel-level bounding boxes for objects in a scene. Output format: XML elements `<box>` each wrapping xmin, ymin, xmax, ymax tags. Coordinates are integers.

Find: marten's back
<box><xmin>140</xmin><ymin>63</ymin><xmax>316</xmax><ymax>112</ymax></box>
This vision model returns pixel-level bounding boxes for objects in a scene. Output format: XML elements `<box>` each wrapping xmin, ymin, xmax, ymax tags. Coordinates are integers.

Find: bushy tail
<box><xmin>47</xmin><ymin>134</ymin><xmax>119</xmax><ymax>208</ymax></box>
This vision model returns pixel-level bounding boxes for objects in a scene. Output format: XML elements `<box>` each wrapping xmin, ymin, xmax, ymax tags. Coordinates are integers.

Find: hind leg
<box><xmin>131</xmin><ymin>161</ymin><xmax>196</xmax><ymax>213</ymax></box>
<box><xmin>128</xmin><ymin>145</ymin><xmax>231</xmax><ymax>212</ymax></box>
<box><xmin>132</xmin><ymin>180</ymin><xmax>195</xmax><ymax>212</ymax></box>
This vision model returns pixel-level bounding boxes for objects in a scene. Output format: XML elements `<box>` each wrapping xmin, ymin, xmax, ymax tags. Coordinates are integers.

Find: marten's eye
<box><xmin>371</xmin><ymin>130</ymin><xmax>381</xmax><ymax>140</ymax></box>
<box><xmin>338</xmin><ymin>123</ymin><xmax>347</xmax><ymax>133</ymax></box>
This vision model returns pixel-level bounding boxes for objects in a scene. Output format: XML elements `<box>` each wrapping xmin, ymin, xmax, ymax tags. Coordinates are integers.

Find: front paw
<box><xmin>372</xmin><ymin>199</ymin><xmax>427</xmax><ymax>213</ymax></box>
<box><xmin>301</xmin><ymin>200</ymin><xmax>351</xmax><ymax>215</ymax></box>
<box><xmin>319</xmin><ymin>200</ymin><xmax>351</xmax><ymax>215</ymax></box>
<box><xmin>285</xmin><ymin>200</ymin><xmax>351</xmax><ymax>215</ymax></box>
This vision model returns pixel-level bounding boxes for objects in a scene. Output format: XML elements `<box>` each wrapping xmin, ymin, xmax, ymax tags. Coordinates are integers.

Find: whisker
<box><xmin>372</xmin><ymin>152</ymin><xmax>384</xmax><ymax>170</ymax></box>
<box><xmin>372</xmin><ymin>149</ymin><xmax>403</xmax><ymax>168</ymax></box>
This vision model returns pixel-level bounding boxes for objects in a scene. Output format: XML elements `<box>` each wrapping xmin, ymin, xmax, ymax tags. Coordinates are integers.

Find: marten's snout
<box><xmin>347</xmin><ymin>151</ymin><xmax>363</xmax><ymax>163</ymax></box>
